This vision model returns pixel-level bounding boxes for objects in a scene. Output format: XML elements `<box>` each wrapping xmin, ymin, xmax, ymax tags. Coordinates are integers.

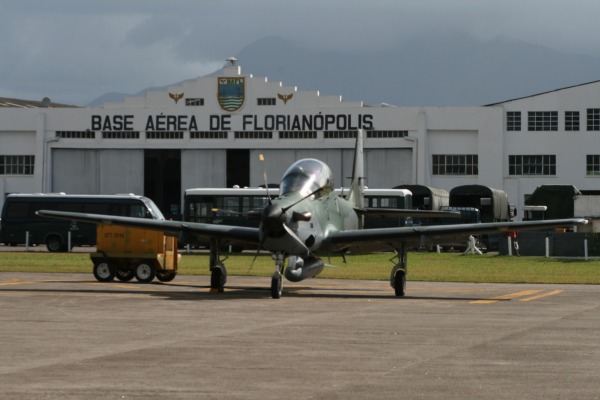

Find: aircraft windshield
<box><xmin>279</xmin><ymin>159</ymin><xmax>334</xmax><ymax>197</ymax></box>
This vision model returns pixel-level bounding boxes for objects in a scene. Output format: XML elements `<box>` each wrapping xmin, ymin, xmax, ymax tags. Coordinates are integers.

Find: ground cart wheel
<box><xmin>135</xmin><ymin>261</ymin><xmax>156</xmax><ymax>283</ymax></box>
<box><xmin>93</xmin><ymin>262</ymin><xmax>115</xmax><ymax>282</ymax></box>
<box><xmin>156</xmin><ymin>270</ymin><xmax>176</xmax><ymax>282</ymax></box>
<box><xmin>115</xmin><ymin>269</ymin><xmax>135</xmax><ymax>282</ymax></box>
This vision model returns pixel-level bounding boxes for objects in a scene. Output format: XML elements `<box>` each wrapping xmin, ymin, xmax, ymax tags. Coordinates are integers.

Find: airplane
<box><xmin>37</xmin><ymin>130</ymin><xmax>587</xmax><ymax>299</ymax></box>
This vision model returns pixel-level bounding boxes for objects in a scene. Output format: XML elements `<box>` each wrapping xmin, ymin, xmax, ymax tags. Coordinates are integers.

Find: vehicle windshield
<box><xmin>143</xmin><ymin>198</ymin><xmax>166</xmax><ymax>220</ymax></box>
<box><xmin>279</xmin><ymin>159</ymin><xmax>334</xmax><ymax>197</ymax></box>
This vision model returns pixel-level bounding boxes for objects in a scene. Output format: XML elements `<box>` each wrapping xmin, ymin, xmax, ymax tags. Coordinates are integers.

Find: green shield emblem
<box><xmin>218</xmin><ymin>77</ymin><xmax>245</xmax><ymax>112</ymax></box>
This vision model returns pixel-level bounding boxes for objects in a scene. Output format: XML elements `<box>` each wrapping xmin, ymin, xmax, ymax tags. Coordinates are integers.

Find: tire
<box><xmin>115</xmin><ymin>269</ymin><xmax>135</xmax><ymax>282</ymax></box>
<box><xmin>271</xmin><ymin>274</ymin><xmax>282</xmax><ymax>299</ymax></box>
<box><xmin>156</xmin><ymin>270</ymin><xmax>176</xmax><ymax>282</ymax></box>
<box><xmin>210</xmin><ymin>268</ymin><xmax>226</xmax><ymax>292</ymax></box>
<box><xmin>394</xmin><ymin>271</ymin><xmax>406</xmax><ymax>297</ymax></box>
<box><xmin>46</xmin><ymin>235</ymin><xmax>64</xmax><ymax>252</ymax></box>
<box><xmin>93</xmin><ymin>262</ymin><xmax>115</xmax><ymax>282</ymax></box>
<box><xmin>135</xmin><ymin>261</ymin><xmax>156</xmax><ymax>283</ymax></box>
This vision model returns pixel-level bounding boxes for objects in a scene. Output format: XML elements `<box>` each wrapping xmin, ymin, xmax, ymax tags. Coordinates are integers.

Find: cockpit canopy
<box><xmin>279</xmin><ymin>159</ymin><xmax>334</xmax><ymax>198</ymax></box>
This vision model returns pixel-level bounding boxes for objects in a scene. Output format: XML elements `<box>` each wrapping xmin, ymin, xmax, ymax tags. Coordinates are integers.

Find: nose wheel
<box><xmin>271</xmin><ymin>273</ymin><xmax>283</xmax><ymax>299</ymax></box>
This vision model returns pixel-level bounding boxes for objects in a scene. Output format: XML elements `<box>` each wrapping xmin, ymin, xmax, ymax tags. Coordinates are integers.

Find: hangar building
<box><xmin>1</xmin><ymin>59</ymin><xmax>599</xmax><ymax>219</ymax></box>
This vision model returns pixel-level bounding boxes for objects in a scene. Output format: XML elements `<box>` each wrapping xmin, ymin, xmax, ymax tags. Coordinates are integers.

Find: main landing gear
<box><xmin>209</xmin><ymin>239</ymin><xmax>227</xmax><ymax>293</ymax></box>
<box><xmin>390</xmin><ymin>243</ymin><xmax>407</xmax><ymax>297</ymax></box>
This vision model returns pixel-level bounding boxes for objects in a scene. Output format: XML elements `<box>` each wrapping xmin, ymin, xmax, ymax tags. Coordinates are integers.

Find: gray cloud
<box><xmin>1</xmin><ymin>0</ymin><xmax>599</xmax><ymax>105</ymax></box>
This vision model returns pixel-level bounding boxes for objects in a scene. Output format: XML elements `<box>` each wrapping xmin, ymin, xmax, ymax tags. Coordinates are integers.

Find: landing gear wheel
<box><xmin>135</xmin><ymin>261</ymin><xmax>156</xmax><ymax>283</ymax></box>
<box><xmin>394</xmin><ymin>271</ymin><xmax>406</xmax><ymax>297</ymax></box>
<box><xmin>271</xmin><ymin>274</ymin><xmax>283</xmax><ymax>299</ymax></box>
<box><xmin>115</xmin><ymin>269</ymin><xmax>135</xmax><ymax>282</ymax></box>
<box><xmin>156</xmin><ymin>270</ymin><xmax>177</xmax><ymax>282</ymax></box>
<box><xmin>93</xmin><ymin>262</ymin><xmax>115</xmax><ymax>282</ymax></box>
<box><xmin>210</xmin><ymin>267</ymin><xmax>226</xmax><ymax>292</ymax></box>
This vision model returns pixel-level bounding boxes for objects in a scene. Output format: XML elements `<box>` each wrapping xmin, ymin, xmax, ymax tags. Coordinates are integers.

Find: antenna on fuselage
<box><xmin>259</xmin><ymin>154</ymin><xmax>272</xmax><ymax>204</ymax></box>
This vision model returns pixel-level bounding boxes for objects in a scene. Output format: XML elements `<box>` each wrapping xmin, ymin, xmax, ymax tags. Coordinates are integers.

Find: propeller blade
<box><xmin>283</xmin><ymin>224</ymin><xmax>310</xmax><ymax>256</ymax></box>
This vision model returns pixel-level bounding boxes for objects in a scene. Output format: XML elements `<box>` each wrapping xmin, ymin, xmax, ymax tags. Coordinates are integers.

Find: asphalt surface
<box><xmin>0</xmin><ymin>272</ymin><xmax>599</xmax><ymax>399</ymax></box>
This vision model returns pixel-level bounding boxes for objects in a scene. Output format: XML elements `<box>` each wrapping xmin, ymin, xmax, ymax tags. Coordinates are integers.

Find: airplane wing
<box><xmin>36</xmin><ymin>210</ymin><xmax>261</xmax><ymax>244</ymax></box>
<box><xmin>359</xmin><ymin>208</ymin><xmax>460</xmax><ymax>219</ymax></box>
<box><xmin>326</xmin><ymin>218</ymin><xmax>587</xmax><ymax>251</ymax></box>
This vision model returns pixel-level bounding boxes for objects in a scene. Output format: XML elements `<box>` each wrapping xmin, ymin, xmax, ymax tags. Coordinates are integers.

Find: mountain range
<box><xmin>88</xmin><ymin>33</ymin><xmax>600</xmax><ymax>107</ymax></box>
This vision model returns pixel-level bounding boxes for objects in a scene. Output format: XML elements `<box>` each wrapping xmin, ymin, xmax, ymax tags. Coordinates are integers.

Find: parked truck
<box><xmin>524</xmin><ymin>185</ymin><xmax>599</xmax><ymax>232</ymax></box>
<box><xmin>449</xmin><ymin>185</ymin><xmax>510</xmax><ymax>250</ymax></box>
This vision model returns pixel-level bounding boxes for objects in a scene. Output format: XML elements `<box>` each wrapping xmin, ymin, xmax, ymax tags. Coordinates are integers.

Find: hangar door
<box><xmin>365</xmin><ymin>149</ymin><xmax>412</xmax><ymax>188</ymax></box>
<box><xmin>52</xmin><ymin>149</ymin><xmax>144</xmax><ymax>195</ymax></box>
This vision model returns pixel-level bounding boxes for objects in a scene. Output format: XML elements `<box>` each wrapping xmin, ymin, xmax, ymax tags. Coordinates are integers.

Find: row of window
<box><xmin>507</xmin><ymin>109</ymin><xmax>600</xmax><ymax>131</ymax></box>
<box><xmin>53</xmin><ymin>130</ymin><xmax>408</xmax><ymax>140</ymax></box>
<box><xmin>433</xmin><ymin>153</ymin><xmax>600</xmax><ymax>176</ymax></box>
<box><xmin>2</xmin><ymin>153</ymin><xmax>599</xmax><ymax>178</ymax></box>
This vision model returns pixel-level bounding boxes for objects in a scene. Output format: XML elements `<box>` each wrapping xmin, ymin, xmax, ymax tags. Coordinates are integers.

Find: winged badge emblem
<box><xmin>278</xmin><ymin>93</ymin><xmax>294</xmax><ymax>105</ymax></box>
<box><xmin>169</xmin><ymin>92</ymin><xmax>184</xmax><ymax>104</ymax></box>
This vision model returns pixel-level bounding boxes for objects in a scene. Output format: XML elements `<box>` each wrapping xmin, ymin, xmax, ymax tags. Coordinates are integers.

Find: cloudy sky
<box><xmin>2</xmin><ymin>0</ymin><xmax>600</xmax><ymax>106</ymax></box>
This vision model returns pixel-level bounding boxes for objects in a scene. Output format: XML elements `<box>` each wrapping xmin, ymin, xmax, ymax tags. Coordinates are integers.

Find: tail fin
<box><xmin>346</xmin><ymin>129</ymin><xmax>365</xmax><ymax>210</ymax></box>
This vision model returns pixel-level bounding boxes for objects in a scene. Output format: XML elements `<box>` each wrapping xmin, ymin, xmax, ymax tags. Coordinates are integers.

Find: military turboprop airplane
<box><xmin>37</xmin><ymin>130</ymin><xmax>587</xmax><ymax>299</ymax></box>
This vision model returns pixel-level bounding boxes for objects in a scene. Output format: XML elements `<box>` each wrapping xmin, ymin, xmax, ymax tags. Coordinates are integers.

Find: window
<box><xmin>146</xmin><ymin>131</ymin><xmax>183</xmax><ymax>139</ymax></box>
<box><xmin>528</xmin><ymin>111</ymin><xmax>558</xmax><ymax>131</ymax></box>
<box><xmin>507</xmin><ymin>112</ymin><xmax>521</xmax><ymax>131</ymax></box>
<box><xmin>324</xmin><ymin>131</ymin><xmax>357</xmax><ymax>139</ymax></box>
<box><xmin>190</xmin><ymin>131</ymin><xmax>228</xmax><ymax>139</ymax></box>
<box><xmin>432</xmin><ymin>154</ymin><xmax>478</xmax><ymax>175</ymax></box>
<box><xmin>509</xmin><ymin>155</ymin><xmax>556</xmax><ymax>175</ymax></box>
<box><xmin>565</xmin><ymin>111</ymin><xmax>580</xmax><ymax>131</ymax></box>
<box><xmin>366</xmin><ymin>130</ymin><xmax>408</xmax><ymax>138</ymax></box>
<box><xmin>0</xmin><ymin>155</ymin><xmax>35</xmax><ymax>175</ymax></box>
<box><xmin>279</xmin><ymin>131</ymin><xmax>317</xmax><ymax>139</ymax></box>
<box><xmin>587</xmin><ymin>108</ymin><xmax>600</xmax><ymax>131</ymax></box>
<box><xmin>56</xmin><ymin>131</ymin><xmax>96</xmax><ymax>139</ymax></box>
<box><xmin>257</xmin><ymin>98</ymin><xmax>276</xmax><ymax>106</ymax></box>
<box><xmin>586</xmin><ymin>155</ymin><xmax>600</xmax><ymax>176</ymax></box>
<box><xmin>102</xmin><ymin>131</ymin><xmax>140</xmax><ymax>139</ymax></box>
<box><xmin>185</xmin><ymin>98</ymin><xmax>204</xmax><ymax>106</ymax></box>
<box><xmin>234</xmin><ymin>131</ymin><xmax>273</xmax><ymax>139</ymax></box>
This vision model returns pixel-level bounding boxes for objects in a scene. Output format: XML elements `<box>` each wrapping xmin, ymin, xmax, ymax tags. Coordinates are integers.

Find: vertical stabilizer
<box><xmin>346</xmin><ymin>129</ymin><xmax>365</xmax><ymax>212</ymax></box>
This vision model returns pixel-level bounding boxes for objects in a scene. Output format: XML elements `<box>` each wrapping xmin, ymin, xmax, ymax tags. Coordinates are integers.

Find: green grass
<box><xmin>0</xmin><ymin>250</ymin><xmax>599</xmax><ymax>284</ymax></box>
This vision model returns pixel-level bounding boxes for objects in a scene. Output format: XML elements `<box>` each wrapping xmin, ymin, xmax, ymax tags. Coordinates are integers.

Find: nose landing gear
<box><xmin>270</xmin><ymin>253</ymin><xmax>285</xmax><ymax>299</ymax></box>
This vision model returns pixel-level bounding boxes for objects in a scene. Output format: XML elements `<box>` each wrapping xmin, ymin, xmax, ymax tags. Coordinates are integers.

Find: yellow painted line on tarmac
<box><xmin>0</xmin><ymin>281</ymin><xmax>38</xmax><ymax>286</ymax></box>
<box><xmin>519</xmin><ymin>289</ymin><xmax>563</xmax><ymax>302</ymax></box>
<box><xmin>86</xmin><ymin>282</ymin><xmax>148</xmax><ymax>290</ymax></box>
<box><xmin>470</xmin><ymin>289</ymin><xmax>543</xmax><ymax>304</ymax></box>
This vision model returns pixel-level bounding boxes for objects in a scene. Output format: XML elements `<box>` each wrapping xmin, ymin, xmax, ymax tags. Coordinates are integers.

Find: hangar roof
<box><xmin>0</xmin><ymin>97</ymin><xmax>78</xmax><ymax>108</ymax></box>
<box><xmin>484</xmin><ymin>79</ymin><xmax>600</xmax><ymax>106</ymax></box>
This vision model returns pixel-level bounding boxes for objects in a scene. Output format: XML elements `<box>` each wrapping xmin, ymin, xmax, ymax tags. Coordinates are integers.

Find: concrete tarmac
<box><xmin>1</xmin><ymin>272</ymin><xmax>599</xmax><ymax>399</ymax></box>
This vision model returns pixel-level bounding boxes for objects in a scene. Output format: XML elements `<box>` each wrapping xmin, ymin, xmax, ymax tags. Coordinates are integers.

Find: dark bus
<box><xmin>1</xmin><ymin>193</ymin><xmax>164</xmax><ymax>251</ymax></box>
<box><xmin>183</xmin><ymin>188</ymin><xmax>276</xmax><ymax>248</ymax></box>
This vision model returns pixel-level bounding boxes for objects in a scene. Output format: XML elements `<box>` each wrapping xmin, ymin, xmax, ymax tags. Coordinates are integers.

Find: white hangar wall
<box><xmin>495</xmin><ymin>81</ymin><xmax>600</xmax><ymax>214</ymax></box>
